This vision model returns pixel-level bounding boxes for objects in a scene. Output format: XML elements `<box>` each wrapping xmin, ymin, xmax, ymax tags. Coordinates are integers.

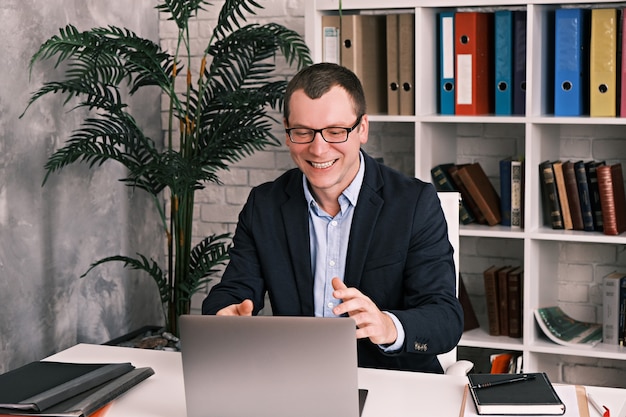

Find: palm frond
<box><xmin>81</xmin><ymin>254</ymin><xmax>169</xmax><ymax>304</ymax></box>
<box><xmin>43</xmin><ymin>113</ymin><xmax>160</xmax><ymax>188</ymax></box>
<box><xmin>179</xmin><ymin>233</ymin><xmax>231</xmax><ymax>301</ymax></box>
<box><xmin>214</xmin><ymin>0</ymin><xmax>263</xmax><ymax>37</ymax></box>
<box><xmin>157</xmin><ymin>0</ymin><xmax>209</xmax><ymax>30</ymax></box>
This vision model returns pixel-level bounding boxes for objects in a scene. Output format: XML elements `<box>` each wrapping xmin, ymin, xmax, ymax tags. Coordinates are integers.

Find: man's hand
<box><xmin>216</xmin><ymin>299</ymin><xmax>254</xmax><ymax>316</ymax></box>
<box><xmin>331</xmin><ymin>278</ymin><xmax>398</xmax><ymax>345</ymax></box>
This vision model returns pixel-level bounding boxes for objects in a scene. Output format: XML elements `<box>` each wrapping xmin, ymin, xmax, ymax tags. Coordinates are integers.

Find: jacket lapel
<box><xmin>345</xmin><ymin>153</ymin><xmax>384</xmax><ymax>289</ymax></box>
<box><xmin>281</xmin><ymin>172</ymin><xmax>315</xmax><ymax>316</ymax></box>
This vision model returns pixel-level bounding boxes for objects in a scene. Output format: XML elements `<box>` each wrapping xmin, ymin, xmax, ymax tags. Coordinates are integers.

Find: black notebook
<box><xmin>467</xmin><ymin>373</ymin><xmax>566</xmax><ymax>415</ymax></box>
<box><xmin>0</xmin><ymin>361</ymin><xmax>153</xmax><ymax>416</ymax></box>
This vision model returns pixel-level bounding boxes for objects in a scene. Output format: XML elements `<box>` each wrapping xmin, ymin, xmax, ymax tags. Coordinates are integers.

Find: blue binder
<box><xmin>439</xmin><ymin>12</ymin><xmax>455</xmax><ymax>115</ymax></box>
<box><xmin>512</xmin><ymin>11</ymin><xmax>527</xmax><ymax>115</ymax></box>
<box><xmin>554</xmin><ymin>8</ymin><xmax>590</xmax><ymax>116</ymax></box>
<box><xmin>495</xmin><ymin>11</ymin><xmax>513</xmax><ymax>115</ymax></box>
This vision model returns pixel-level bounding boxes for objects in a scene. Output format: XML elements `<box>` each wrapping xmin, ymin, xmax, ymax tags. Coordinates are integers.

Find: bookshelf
<box><xmin>305</xmin><ymin>0</ymin><xmax>626</xmax><ymax>384</ymax></box>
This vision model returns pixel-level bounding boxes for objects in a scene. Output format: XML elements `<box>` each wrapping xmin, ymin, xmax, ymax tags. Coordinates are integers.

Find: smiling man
<box><xmin>202</xmin><ymin>63</ymin><xmax>463</xmax><ymax>373</ymax></box>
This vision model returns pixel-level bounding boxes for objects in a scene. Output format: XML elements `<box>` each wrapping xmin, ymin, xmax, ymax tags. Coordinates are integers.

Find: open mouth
<box><xmin>310</xmin><ymin>159</ymin><xmax>337</xmax><ymax>169</ymax></box>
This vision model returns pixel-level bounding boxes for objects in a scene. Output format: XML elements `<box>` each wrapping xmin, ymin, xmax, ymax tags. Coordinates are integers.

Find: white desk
<box><xmin>46</xmin><ymin>343</ymin><xmax>626</xmax><ymax>417</ymax></box>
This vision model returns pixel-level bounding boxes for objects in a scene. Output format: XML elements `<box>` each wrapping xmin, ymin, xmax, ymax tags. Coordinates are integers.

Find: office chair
<box><xmin>436</xmin><ymin>192</ymin><xmax>474</xmax><ymax>376</ymax></box>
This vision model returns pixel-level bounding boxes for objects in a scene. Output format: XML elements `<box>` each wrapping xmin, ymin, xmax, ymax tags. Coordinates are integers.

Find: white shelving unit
<box><xmin>306</xmin><ymin>0</ymin><xmax>626</xmax><ymax>383</ymax></box>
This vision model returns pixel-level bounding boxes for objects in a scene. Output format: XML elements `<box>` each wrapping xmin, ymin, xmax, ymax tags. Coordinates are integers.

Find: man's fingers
<box><xmin>237</xmin><ymin>299</ymin><xmax>254</xmax><ymax>316</ymax></box>
<box><xmin>217</xmin><ymin>299</ymin><xmax>254</xmax><ymax>316</ymax></box>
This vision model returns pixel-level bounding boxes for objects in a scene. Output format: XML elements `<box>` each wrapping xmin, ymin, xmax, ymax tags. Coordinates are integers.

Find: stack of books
<box><xmin>0</xmin><ymin>360</ymin><xmax>153</xmax><ymax>416</ymax></box>
<box><xmin>539</xmin><ymin>160</ymin><xmax>626</xmax><ymax>235</ymax></box>
<box><xmin>482</xmin><ymin>265</ymin><xmax>524</xmax><ymax>338</ymax></box>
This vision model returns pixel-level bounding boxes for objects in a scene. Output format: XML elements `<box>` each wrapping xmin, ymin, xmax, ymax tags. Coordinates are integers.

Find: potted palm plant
<box><xmin>21</xmin><ymin>0</ymin><xmax>312</xmax><ymax>337</ymax></box>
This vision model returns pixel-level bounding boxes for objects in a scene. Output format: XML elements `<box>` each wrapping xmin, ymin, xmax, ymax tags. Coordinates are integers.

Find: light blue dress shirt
<box><xmin>302</xmin><ymin>152</ymin><xmax>405</xmax><ymax>352</ymax></box>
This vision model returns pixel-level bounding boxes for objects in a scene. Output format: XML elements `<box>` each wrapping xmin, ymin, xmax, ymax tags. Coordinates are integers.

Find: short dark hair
<box><xmin>283</xmin><ymin>62</ymin><xmax>366</xmax><ymax>121</ymax></box>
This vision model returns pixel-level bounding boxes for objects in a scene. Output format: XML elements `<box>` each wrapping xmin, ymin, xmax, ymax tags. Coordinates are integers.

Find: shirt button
<box><xmin>329</xmin><ymin>260</ymin><xmax>335</xmax><ymax>266</ymax></box>
<box><xmin>327</xmin><ymin>302</ymin><xmax>334</xmax><ymax>308</ymax></box>
<box><xmin>331</xmin><ymin>220</ymin><xmax>338</xmax><ymax>227</ymax></box>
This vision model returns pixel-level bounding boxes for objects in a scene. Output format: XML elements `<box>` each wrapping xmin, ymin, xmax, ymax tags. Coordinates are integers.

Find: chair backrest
<box><xmin>436</xmin><ymin>192</ymin><xmax>460</xmax><ymax>371</ymax></box>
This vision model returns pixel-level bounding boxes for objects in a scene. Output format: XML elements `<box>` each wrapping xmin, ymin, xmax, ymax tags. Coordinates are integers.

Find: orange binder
<box><xmin>341</xmin><ymin>14</ymin><xmax>387</xmax><ymax>115</ymax></box>
<box><xmin>590</xmin><ymin>8</ymin><xmax>618</xmax><ymax>117</ymax></box>
<box><xmin>454</xmin><ymin>12</ymin><xmax>494</xmax><ymax>115</ymax></box>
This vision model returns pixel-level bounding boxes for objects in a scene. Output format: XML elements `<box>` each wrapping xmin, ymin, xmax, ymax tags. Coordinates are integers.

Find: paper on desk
<box><xmin>461</xmin><ymin>384</ymin><xmax>587</xmax><ymax>417</ymax></box>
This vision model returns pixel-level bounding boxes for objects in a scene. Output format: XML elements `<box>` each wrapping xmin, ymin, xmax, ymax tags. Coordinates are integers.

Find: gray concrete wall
<box><xmin>0</xmin><ymin>0</ymin><xmax>163</xmax><ymax>372</ymax></box>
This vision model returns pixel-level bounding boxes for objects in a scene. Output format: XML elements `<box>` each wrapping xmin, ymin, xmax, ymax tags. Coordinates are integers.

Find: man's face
<box><xmin>284</xmin><ymin>86</ymin><xmax>368</xmax><ymax>198</ymax></box>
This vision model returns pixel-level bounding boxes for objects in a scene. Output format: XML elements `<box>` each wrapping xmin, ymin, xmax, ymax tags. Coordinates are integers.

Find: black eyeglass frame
<box><xmin>285</xmin><ymin>115</ymin><xmax>363</xmax><ymax>144</ymax></box>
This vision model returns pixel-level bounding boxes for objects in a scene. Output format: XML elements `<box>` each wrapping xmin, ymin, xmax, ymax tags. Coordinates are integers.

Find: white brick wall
<box><xmin>165</xmin><ymin>0</ymin><xmax>626</xmax><ymax>387</ymax></box>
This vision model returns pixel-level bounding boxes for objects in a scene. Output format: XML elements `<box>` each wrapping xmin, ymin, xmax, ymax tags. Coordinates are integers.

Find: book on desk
<box><xmin>0</xmin><ymin>360</ymin><xmax>154</xmax><ymax>417</ymax></box>
<box><xmin>466</xmin><ymin>373</ymin><xmax>566</xmax><ymax>415</ymax></box>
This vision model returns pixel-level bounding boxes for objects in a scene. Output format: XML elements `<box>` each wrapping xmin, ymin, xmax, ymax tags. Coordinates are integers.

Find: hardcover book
<box><xmin>597</xmin><ymin>163</ymin><xmax>626</xmax><ymax>235</ymax></box>
<box><xmin>539</xmin><ymin>160</ymin><xmax>564</xmax><ymax>229</ymax></box>
<box><xmin>466</xmin><ymin>373</ymin><xmax>566</xmax><ymax>415</ymax></box>
<box><xmin>457</xmin><ymin>163</ymin><xmax>502</xmax><ymax>226</ymax></box>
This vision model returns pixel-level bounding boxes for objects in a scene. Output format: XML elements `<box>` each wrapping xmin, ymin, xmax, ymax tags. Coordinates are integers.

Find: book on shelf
<box><xmin>573</xmin><ymin>160</ymin><xmax>594</xmax><ymax>231</ymax></box>
<box><xmin>431</xmin><ymin>163</ymin><xmax>475</xmax><ymax>225</ymax></box>
<box><xmin>539</xmin><ymin>160</ymin><xmax>564</xmax><ymax>229</ymax></box>
<box><xmin>597</xmin><ymin>163</ymin><xmax>626</xmax><ymax>235</ymax></box>
<box><xmin>585</xmin><ymin>160</ymin><xmax>605</xmax><ymax>231</ymax></box>
<box><xmin>483</xmin><ymin>265</ymin><xmax>505</xmax><ymax>336</ymax></box>
<box><xmin>456</xmin><ymin>163</ymin><xmax>501</xmax><ymax>226</ymax></box>
<box><xmin>466</xmin><ymin>373</ymin><xmax>566</xmax><ymax>415</ymax></box>
<box><xmin>552</xmin><ymin>161</ymin><xmax>574</xmax><ymax>230</ymax></box>
<box><xmin>449</xmin><ymin>164</ymin><xmax>487</xmax><ymax>225</ymax></box>
<box><xmin>0</xmin><ymin>360</ymin><xmax>154</xmax><ymax>417</ymax></box>
<box><xmin>497</xmin><ymin>266</ymin><xmax>515</xmax><ymax>336</ymax></box>
<box><xmin>507</xmin><ymin>267</ymin><xmax>523</xmax><ymax>339</ymax></box>
<box><xmin>510</xmin><ymin>158</ymin><xmax>524</xmax><ymax>229</ymax></box>
<box><xmin>534</xmin><ymin>306</ymin><xmax>602</xmax><ymax>347</ymax></box>
<box><xmin>488</xmin><ymin>352</ymin><xmax>521</xmax><ymax>374</ymax></box>
<box><xmin>602</xmin><ymin>271</ymin><xmax>626</xmax><ymax>346</ymax></box>
<box><xmin>562</xmin><ymin>160</ymin><xmax>585</xmax><ymax>230</ymax></box>
<box><xmin>499</xmin><ymin>158</ymin><xmax>512</xmax><ymax>226</ymax></box>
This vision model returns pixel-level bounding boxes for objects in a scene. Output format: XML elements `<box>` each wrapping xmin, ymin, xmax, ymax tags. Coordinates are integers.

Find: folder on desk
<box><xmin>590</xmin><ymin>8</ymin><xmax>618</xmax><ymax>117</ymax></box>
<box><xmin>495</xmin><ymin>11</ymin><xmax>513</xmax><ymax>116</ymax></box>
<box><xmin>554</xmin><ymin>8</ymin><xmax>590</xmax><ymax>116</ymax></box>
<box><xmin>512</xmin><ymin>10</ymin><xmax>527</xmax><ymax>115</ymax></box>
<box><xmin>439</xmin><ymin>11</ymin><xmax>455</xmax><ymax>115</ymax></box>
<box><xmin>341</xmin><ymin>14</ymin><xmax>387</xmax><ymax>115</ymax></box>
<box><xmin>322</xmin><ymin>15</ymin><xmax>341</xmax><ymax>64</ymax></box>
<box><xmin>455</xmin><ymin>12</ymin><xmax>494</xmax><ymax>115</ymax></box>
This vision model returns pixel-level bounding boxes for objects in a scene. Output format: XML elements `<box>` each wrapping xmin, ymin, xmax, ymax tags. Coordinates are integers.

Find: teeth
<box><xmin>311</xmin><ymin>160</ymin><xmax>335</xmax><ymax>169</ymax></box>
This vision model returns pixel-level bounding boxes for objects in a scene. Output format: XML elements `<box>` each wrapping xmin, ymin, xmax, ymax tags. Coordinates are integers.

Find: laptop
<box><xmin>179</xmin><ymin>315</ymin><xmax>361</xmax><ymax>417</ymax></box>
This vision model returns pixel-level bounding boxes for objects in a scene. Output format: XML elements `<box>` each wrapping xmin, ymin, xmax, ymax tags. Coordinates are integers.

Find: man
<box><xmin>202</xmin><ymin>62</ymin><xmax>463</xmax><ymax>373</ymax></box>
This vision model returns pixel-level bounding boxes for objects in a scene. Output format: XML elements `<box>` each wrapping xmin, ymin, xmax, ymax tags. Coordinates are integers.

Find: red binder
<box><xmin>455</xmin><ymin>12</ymin><xmax>494</xmax><ymax>115</ymax></box>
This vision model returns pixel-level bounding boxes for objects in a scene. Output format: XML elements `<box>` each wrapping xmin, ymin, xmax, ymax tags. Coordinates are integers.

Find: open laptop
<box><xmin>179</xmin><ymin>315</ymin><xmax>362</xmax><ymax>417</ymax></box>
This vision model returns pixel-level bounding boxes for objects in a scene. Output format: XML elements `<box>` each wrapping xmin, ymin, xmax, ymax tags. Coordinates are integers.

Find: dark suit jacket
<box><xmin>202</xmin><ymin>152</ymin><xmax>463</xmax><ymax>373</ymax></box>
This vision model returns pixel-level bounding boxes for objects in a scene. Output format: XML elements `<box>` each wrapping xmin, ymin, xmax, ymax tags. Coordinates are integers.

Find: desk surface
<box><xmin>46</xmin><ymin>343</ymin><xmax>626</xmax><ymax>417</ymax></box>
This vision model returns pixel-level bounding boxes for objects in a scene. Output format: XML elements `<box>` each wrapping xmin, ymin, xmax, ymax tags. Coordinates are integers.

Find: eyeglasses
<box><xmin>285</xmin><ymin>116</ymin><xmax>362</xmax><ymax>144</ymax></box>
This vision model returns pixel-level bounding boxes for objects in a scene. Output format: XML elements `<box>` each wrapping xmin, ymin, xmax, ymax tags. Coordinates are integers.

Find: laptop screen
<box><xmin>179</xmin><ymin>315</ymin><xmax>360</xmax><ymax>417</ymax></box>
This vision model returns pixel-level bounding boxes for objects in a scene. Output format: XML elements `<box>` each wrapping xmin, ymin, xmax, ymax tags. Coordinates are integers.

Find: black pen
<box><xmin>471</xmin><ymin>374</ymin><xmax>536</xmax><ymax>389</ymax></box>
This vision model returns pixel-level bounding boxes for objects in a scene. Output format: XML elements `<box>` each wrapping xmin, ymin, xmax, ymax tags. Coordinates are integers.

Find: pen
<box><xmin>587</xmin><ymin>392</ymin><xmax>610</xmax><ymax>417</ymax></box>
<box><xmin>470</xmin><ymin>374</ymin><xmax>536</xmax><ymax>389</ymax></box>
